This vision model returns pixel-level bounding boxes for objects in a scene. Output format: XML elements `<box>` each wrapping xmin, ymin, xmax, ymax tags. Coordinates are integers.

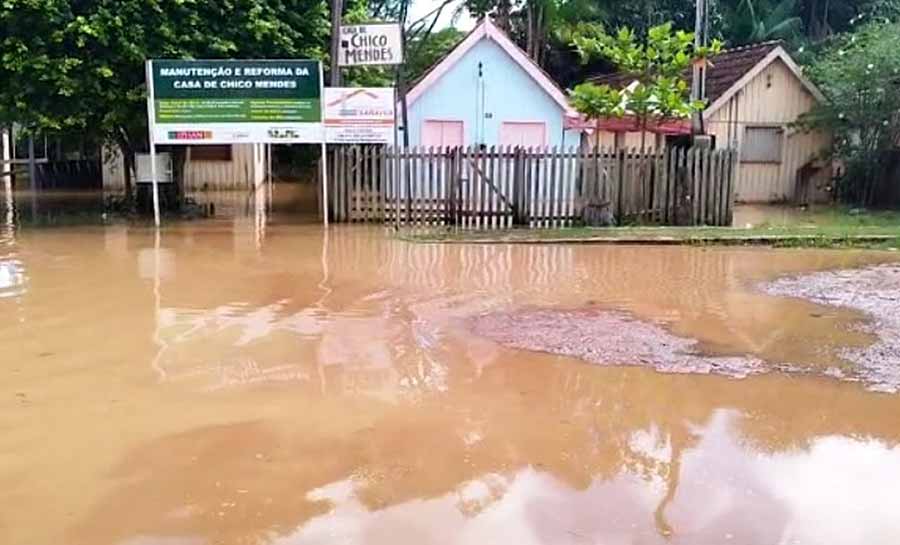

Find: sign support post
<box><xmin>145</xmin><ymin>59</ymin><xmax>323</xmax><ymax>227</ymax></box>
<box><xmin>329</xmin><ymin>0</ymin><xmax>343</xmax><ymax>86</ymax></box>
<box><xmin>145</xmin><ymin>60</ymin><xmax>161</xmax><ymax>227</ymax></box>
<box><xmin>266</xmin><ymin>143</ymin><xmax>273</xmax><ymax>210</ymax></box>
<box><xmin>319</xmin><ymin>62</ymin><xmax>329</xmax><ymax>227</ymax></box>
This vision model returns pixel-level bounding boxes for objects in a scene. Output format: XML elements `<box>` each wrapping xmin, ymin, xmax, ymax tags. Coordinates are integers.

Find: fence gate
<box><xmin>328</xmin><ymin>145</ymin><xmax>737</xmax><ymax>228</ymax></box>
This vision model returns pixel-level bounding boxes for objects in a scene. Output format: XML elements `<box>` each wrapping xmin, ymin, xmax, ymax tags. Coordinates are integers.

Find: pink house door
<box><xmin>422</xmin><ymin>120</ymin><xmax>464</xmax><ymax>148</ymax></box>
<box><xmin>499</xmin><ymin>121</ymin><xmax>547</xmax><ymax>147</ymax></box>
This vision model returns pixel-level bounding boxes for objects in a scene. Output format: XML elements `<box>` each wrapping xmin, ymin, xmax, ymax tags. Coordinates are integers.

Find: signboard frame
<box><xmin>324</xmin><ymin>87</ymin><xmax>396</xmax><ymax>144</ymax></box>
<box><xmin>145</xmin><ymin>59</ymin><xmax>329</xmax><ymax>227</ymax></box>
<box><xmin>338</xmin><ymin>22</ymin><xmax>404</xmax><ymax>67</ymax></box>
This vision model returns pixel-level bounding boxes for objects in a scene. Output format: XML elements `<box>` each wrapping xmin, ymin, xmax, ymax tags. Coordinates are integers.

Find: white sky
<box><xmin>407</xmin><ymin>0</ymin><xmax>475</xmax><ymax>31</ymax></box>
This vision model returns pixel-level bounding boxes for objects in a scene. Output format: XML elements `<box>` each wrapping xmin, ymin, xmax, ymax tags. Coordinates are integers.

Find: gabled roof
<box><xmin>406</xmin><ymin>17</ymin><xmax>575</xmax><ymax>114</ymax></box>
<box><xmin>586</xmin><ymin>41</ymin><xmax>825</xmax><ymax>118</ymax></box>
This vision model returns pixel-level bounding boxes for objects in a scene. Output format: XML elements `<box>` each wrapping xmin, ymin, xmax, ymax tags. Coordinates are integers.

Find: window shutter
<box><xmin>741</xmin><ymin>127</ymin><xmax>783</xmax><ymax>163</ymax></box>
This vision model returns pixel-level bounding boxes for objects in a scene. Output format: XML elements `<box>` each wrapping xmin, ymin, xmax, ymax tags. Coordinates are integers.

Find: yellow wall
<box><xmin>183</xmin><ymin>144</ymin><xmax>265</xmax><ymax>192</ymax></box>
<box><xmin>583</xmin><ymin>130</ymin><xmax>660</xmax><ymax>152</ymax></box>
<box><xmin>102</xmin><ymin>144</ymin><xmax>265</xmax><ymax>193</ymax></box>
<box><xmin>705</xmin><ymin>58</ymin><xmax>831</xmax><ymax>203</ymax></box>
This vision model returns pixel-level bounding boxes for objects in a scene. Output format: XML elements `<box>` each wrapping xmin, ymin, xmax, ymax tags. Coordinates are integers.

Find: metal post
<box><xmin>145</xmin><ymin>60</ymin><xmax>161</xmax><ymax>227</ymax></box>
<box><xmin>27</xmin><ymin>135</ymin><xmax>36</xmax><ymax>190</ymax></box>
<box><xmin>27</xmin><ymin>134</ymin><xmax>37</xmax><ymax>218</ymax></box>
<box><xmin>330</xmin><ymin>0</ymin><xmax>343</xmax><ymax>86</ymax></box>
<box><xmin>393</xmin><ymin>86</ymin><xmax>400</xmax><ymax>228</ymax></box>
<box><xmin>397</xmin><ymin>24</ymin><xmax>410</xmax><ymax>148</ymax></box>
<box><xmin>691</xmin><ymin>0</ymin><xmax>708</xmax><ymax>137</ymax></box>
<box><xmin>319</xmin><ymin>62</ymin><xmax>329</xmax><ymax>227</ymax></box>
<box><xmin>321</xmin><ymin>141</ymin><xmax>329</xmax><ymax>226</ymax></box>
<box><xmin>267</xmin><ymin>143</ymin><xmax>273</xmax><ymax>210</ymax></box>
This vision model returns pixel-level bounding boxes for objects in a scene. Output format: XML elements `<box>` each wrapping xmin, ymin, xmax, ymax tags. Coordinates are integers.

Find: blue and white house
<box><xmin>404</xmin><ymin>18</ymin><xmax>580</xmax><ymax>148</ymax></box>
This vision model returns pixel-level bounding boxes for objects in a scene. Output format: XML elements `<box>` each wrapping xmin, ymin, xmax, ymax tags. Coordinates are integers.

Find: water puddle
<box><xmin>763</xmin><ymin>264</ymin><xmax>900</xmax><ymax>392</ymax></box>
<box><xmin>472</xmin><ymin>262</ymin><xmax>900</xmax><ymax>392</ymax></box>
<box><xmin>1</xmin><ymin>189</ymin><xmax>900</xmax><ymax>545</ymax></box>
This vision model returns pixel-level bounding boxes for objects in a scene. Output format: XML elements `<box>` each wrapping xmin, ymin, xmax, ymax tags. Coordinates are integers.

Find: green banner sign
<box><xmin>151</xmin><ymin>60</ymin><xmax>321</xmax><ymax>124</ymax></box>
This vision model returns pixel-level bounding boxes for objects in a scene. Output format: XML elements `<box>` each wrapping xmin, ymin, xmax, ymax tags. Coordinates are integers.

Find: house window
<box><xmin>422</xmin><ymin>120</ymin><xmax>464</xmax><ymax>148</ymax></box>
<box><xmin>742</xmin><ymin>127</ymin><xmax>783</xmax><ymax>163</ymax></box>
<box><xmin>499</xmin><ymin>121</ymin><xmax>547</xmax><ymax>147</ymax></box>
<box><xmin>190</xmin><ymin>145</ymin><xmax>233</xmax><ymax>162</ymax></box>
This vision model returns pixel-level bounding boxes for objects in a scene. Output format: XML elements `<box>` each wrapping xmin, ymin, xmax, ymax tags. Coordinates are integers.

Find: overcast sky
<box><xmin>407</xmin><ymin>0</ymin><xmax>475</xmax><ymax>31</ymax></box>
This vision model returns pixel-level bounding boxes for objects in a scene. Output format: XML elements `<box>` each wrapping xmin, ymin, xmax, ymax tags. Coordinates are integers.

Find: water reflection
<box><xmin>0</xmin><ymin>259</ymin><xmax>26</xmax><ymax>298</ymax></box>
<box><xmin>1</xmin><ymin>194</ymin><xmax>900</xmax><ymax>545</ymax></box>
<box><xmin>65</xmin><ymin>368</ymin><xmax>900</xmax><ymax>545</ymax></box>
<box><xmin>0</xmin><ymin>182</ymin><xmax>26</xmax><ymax>298</ymax></box>
<box><xmin>279</xmin><ymin>416</ymin><xmax>900</xmax><ymax>545</ymax></box>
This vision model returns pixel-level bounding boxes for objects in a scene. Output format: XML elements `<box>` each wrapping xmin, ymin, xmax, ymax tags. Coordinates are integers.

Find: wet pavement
<box><xmin>2</xmin><ymin>188</ymin><xmax>900</xmax><ymax>545</ymax></box>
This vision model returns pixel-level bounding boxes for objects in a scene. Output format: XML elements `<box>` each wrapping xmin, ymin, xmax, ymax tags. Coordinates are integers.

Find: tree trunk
<box><xmin>526</xmin><ymin>3</ymin><xmax>534</xmax><ymax>59</ymax></box>
<box><xmin>531</xmin><ymin>2</ymin><xmax>545</xmax><ymax>66</ymax></box>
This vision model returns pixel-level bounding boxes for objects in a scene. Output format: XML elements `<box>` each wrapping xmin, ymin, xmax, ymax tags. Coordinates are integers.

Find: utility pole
<box><xmin>691</xmin><ymin>0</ymin><xmax>711</xmax><ymax>144</ymax></box>
<box><xmin>397</xmin><ymin>23</ymin><xmax>410</xmax><ymax>147</ymax></box>
<box><xmin>330</xmin><ymin>0</ymin><xmax>343</xmax><ymax>86</ymax></box>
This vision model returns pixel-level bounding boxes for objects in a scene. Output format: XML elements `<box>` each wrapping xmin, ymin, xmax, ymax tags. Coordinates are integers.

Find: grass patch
<box><xmin>401</xmin><ymin>207</ymin><xmax>900</xmax><ymax>249</ymax></box>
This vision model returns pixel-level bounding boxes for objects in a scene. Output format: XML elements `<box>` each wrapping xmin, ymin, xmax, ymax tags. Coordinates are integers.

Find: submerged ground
<box><xmin>2</xmin><ymin>188</ymin><xmax>900</xmax><ymax>545</ymax></box>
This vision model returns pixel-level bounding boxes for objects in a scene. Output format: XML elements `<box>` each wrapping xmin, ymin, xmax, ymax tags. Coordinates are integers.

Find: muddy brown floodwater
<box><xmin>2</xmin><ymin>189</ymin><xmax>900</xmax><ymax>545</ymax></box>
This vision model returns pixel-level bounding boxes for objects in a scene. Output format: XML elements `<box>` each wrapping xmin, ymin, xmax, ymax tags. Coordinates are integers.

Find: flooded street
<box><xmin>2</xmin><ymin>189</ymin><xmax>900</xmax><ymax>545</ymax></box>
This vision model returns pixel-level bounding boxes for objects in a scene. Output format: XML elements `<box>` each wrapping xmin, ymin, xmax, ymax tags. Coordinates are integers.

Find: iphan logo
<box><xmin>169</xmin><ymin>130</ymin><xmax>213</xmax><ymax>140</ymax></box>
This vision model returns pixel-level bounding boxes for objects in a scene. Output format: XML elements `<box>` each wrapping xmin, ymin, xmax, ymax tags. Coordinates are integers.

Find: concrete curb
<box><xmin>401</xmin><ymin>234</ymin><xmax>900</xmax><ymax>246</ymax></box>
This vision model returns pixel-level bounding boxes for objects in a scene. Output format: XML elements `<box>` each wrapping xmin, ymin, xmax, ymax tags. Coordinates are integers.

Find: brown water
<box><xmin>2</xmin><ymin>188</ymin><xmax>900</xmax><ymax>545</ymax></box>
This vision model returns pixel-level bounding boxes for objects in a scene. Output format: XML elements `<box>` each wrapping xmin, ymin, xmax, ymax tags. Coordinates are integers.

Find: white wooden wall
<box><xmin>705</xmin><ymin>59</ymin><xmax>831</xmax><ymax>203</ymax></box>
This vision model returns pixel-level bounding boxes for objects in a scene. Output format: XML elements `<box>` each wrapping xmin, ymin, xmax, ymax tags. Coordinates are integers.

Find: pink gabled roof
<box><xmin>406</xmin><ymin>17</ymin><xmax>575</xmax><ymax>115</ymax></box>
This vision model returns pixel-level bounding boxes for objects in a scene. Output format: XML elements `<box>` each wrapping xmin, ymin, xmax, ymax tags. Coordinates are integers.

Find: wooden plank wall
<box><xmin>328</xmin><ymin>145</ymin><xmax>737</xmax><ymax>228</ymax></box>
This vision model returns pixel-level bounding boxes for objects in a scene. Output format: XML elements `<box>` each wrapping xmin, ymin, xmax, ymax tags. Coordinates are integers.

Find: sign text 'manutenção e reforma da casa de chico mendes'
<box><xmin>149</xmin><ymin>59</ymin><xmax>323</xmax><ymax>144</ymax></box>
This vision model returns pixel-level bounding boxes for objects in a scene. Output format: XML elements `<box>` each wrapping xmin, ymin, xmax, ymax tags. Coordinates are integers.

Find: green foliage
<box><xmin>569</xmin><ymin>23</ymin><xmax>719</xmax><ymax>134</ymax></box>
<box><xmin>569</xmin><ymin>82</ymin><xmax>622</xmax><ymax>120</ymax></box>
<box><xmin>461</xmin><ymin>0</ymin><xmax>900</xmax><ymax>82</ymax></box>
<box><xmin>799</xmin><ymin>22</ymin><xmax>900</xmax><ymax>205</ymax></box>
<box><xmin>0</xmin><ymin>0</ymin><xmax>329</xmax><ymax>155</ymax></box>
<box><xmin>340</xmin><ymin>0</ymin><xmax>395</xmax><ymax>87</ymax></box>
<box><xmin>729</xmin><ymin>0</ymin><xmax>803</xmax><ymax>44</ymax></box>
<box><xmin>404</xmin><ymin>27</ymin><xmax>465</xmax><ymax>82</ymax></box>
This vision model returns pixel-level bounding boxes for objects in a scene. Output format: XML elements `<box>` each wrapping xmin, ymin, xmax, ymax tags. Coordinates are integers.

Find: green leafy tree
<box><xmin>799</xmin><ymin>22</ymin><xmax>900</xmax><ymax>205</ymax></box>
<box><xmin>464</xmin><ymin>0</ymin><xmax>607</xmax><ymax>68</ymax></box>
<box><xmin>570</xmin><ymin>23</ymin><xmax>721</xmax><ymax>151</ymax></box>
<box><xmin>404</xmin><ymin>27</ymin><xmax>465</xmax><ymax>81</ymax></box>
<box><xmin>0</xmin><ymin>0</ymin><xmax>328</xmax><ymax>195</ymax></box>
<box><xmin>569</xmin><ymin>82</ymin><xmax>622</xmax><ymax>148</ymax></box>
<box><xmin>727</xmin><ymin>0</ymin><xmax>803</xmax><ymax>44</ymax></box>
